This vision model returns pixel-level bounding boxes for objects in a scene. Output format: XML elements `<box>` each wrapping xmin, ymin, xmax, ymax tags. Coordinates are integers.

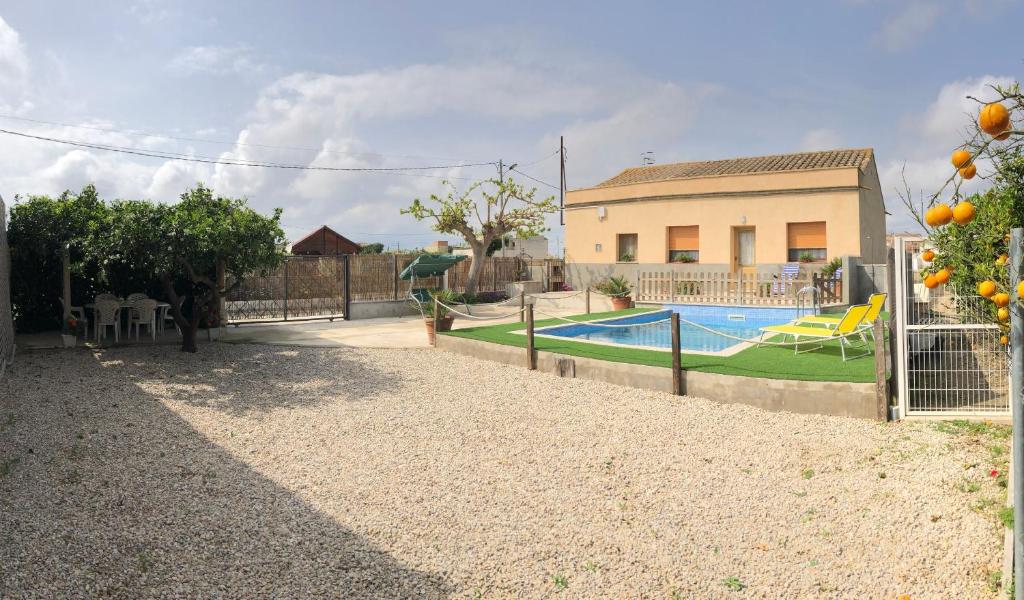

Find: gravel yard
<box><xmin>0</xmin><ymin>343</ymin><xmax>1009</xmax><ymax>598</ymax></box>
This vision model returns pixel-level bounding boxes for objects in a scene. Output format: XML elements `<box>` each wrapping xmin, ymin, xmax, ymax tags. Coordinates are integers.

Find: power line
<box><xmin>0</xmin><ymin>113</ymin><xmax>490</xmax><ymax>164</ymax></box>
<box><xmin>515</xmin><ymin>149</ymin><xmax>560</xmax><ymax>168</ymax></box>
<box><xmin>509</xmin><ymin>166</ymin><xmax>560</xmax><ymax>191</ymax></box>
<box><xmin>0</xmin><ymin>127</ymin><xmax>495</xmax><ymax>177</ymax></box>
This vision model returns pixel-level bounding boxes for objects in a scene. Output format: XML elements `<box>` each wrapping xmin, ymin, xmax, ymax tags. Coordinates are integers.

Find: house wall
<box><xmin>857</xmin><ymin>159</ymin><xmax>888</xmax><ymax>264</ymax></box>
<box><xmin>564</xmin><ymin>188</ymin><xmax>864</xmax><ymax>265</ymax></box>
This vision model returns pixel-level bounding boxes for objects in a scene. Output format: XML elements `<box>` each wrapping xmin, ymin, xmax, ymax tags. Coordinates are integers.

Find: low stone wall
<box><xmin>436</xmin><ymin>335</ymin><xmax>881</xmax><ymax>420</ymax></box>
<box><xmin>348</xmin><ymin>299</ymin><xmax>419</xmax><ymax>319</ymax></box>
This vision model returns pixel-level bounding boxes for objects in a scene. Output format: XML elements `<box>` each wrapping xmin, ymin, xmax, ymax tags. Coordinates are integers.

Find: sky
<box><xmin>0</xmin><ymin>0</ymin><xmax>1021</xmax><ymax>254</ymax></box>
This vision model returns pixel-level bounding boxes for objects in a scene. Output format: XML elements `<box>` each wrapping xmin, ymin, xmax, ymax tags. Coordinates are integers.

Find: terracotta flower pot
<box><xmin>611</xmin><ymin>296</ymin><xmax>632</xmax><ymax>310</ymax></box>
<box><xmin>425</xmin><ymin>316</ymin><xmax>455</xmax><ymax>345</ymax></box>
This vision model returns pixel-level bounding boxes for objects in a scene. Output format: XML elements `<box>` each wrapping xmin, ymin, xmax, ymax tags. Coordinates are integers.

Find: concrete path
<box><xmin>221</xmin><ymin>316</ymin><xmax>435</xmax><ymax>348</ymax></box>
<box><xmin>15</xmin><ymin>293</ymin><xmax>612</xmax><ymax>351</ymax></box>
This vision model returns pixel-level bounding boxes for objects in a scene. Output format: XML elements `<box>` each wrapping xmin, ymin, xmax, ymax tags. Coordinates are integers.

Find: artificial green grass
<box><xmin>442</xmin><ymin>308</ymin><xmax>878</xmax><ymax>383</ymax></box>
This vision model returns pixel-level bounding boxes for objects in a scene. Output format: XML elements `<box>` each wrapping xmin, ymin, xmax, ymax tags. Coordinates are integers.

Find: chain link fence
<box><xmin>0</xmin><ymin>195</ymin><xmax>15</xmax><ymax>378</ymax></box>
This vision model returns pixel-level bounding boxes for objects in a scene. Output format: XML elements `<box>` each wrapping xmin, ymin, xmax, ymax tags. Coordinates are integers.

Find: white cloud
<box><xmin>798</xmin><ymin>128</ymin><xmax>843</xmax><ymax>151</ymax></box>
<box><xmin>0</xmin><ymin>16</ymin><xmax>31</xmax><ymax>114</ymax></box>
<box><xmin>167</xmin><ymin>45</ymin><xmax>264</xmax><ymax>77</ymax></box>
<box><xmin>873</xmin><ymin>2</ymin><xmax>944</xmax><ymax>51</ymax></box>
<box><xmin>877</xmin><ymin>74</ymin><xmax>1013</xmax><ymax>231</ymax></box>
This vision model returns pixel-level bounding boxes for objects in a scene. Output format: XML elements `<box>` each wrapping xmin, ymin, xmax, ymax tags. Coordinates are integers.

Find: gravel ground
<box><xmin>0</xmin><ymin>343</ymin><xmax>1008</xmax><ymax>599</ymax></box>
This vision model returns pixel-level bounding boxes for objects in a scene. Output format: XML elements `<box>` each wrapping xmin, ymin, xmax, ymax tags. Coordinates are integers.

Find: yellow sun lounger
<box><xmin>796</xmin><ymin>293</ymin><xmax>887</xmax><ymax>330</ymax></box>
<box><xmin>757</xmin><ymin>303</ymin><xmax>873</xmax><ymax>361</ymax></box>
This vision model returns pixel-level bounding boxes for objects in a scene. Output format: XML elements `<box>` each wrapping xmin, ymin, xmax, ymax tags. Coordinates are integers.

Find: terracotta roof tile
<box><xmin>596</xmin><ymin>148</ymin><xmax>873</xmax><ymax>188</ymax></box>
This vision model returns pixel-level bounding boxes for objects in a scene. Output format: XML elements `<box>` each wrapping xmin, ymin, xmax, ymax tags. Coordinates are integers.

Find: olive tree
<box><xmin>401</xmin><ymin>177</ymin><xmax>556</xmax><ymax>294</ymax></box>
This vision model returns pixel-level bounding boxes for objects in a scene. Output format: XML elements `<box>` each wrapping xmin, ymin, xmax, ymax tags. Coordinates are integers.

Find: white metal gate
<box><xmin>894</xmin><ymin>237</ymin><xmax>1010</xmax><ymax>417</ymax></box>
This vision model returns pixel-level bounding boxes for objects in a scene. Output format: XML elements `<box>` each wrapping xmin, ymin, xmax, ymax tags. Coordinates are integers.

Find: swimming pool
<box><xmin>535</xmin><ymin>305</ymin><xmax>800</xmax><ymax>355</ymax></box>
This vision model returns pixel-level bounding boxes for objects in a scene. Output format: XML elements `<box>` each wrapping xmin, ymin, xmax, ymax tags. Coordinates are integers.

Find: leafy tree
<box><xmin>401</xmin><ymin>177</ymin><xmax>556</xmax><ymax>294</ymax></box>
<box><xmin>359</xmin><ymin>242</ymin><xmax>384</xmax><ymax>254</ymax></box>
<box><xmin>105</xmin><ymin>185</ymin><xmax>285</xmax><ymax>352</ymax></box>
<box><xmin>902</xmin><ymin>81</ymin><xmax>1024</xmax><ymax>340</ymax></box>
<box><xmin>486</xmin><ymin>236</ymin><xmax>511</xmax><ymax>257</ymax></box>
<box><xmin>7</xmin><ymin>185</ymin><xmax>107</xmax><ymax>331</ymax></box>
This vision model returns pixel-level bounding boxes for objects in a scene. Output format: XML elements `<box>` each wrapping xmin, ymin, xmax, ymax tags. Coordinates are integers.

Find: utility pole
<box><xmin>497</xmin><ymin>159</ymin><xmax>503</xmax><ymax>256</ymax></box>
<box><xmin>559</xmin><ymin>135</ymin><xmax>565</xmax><ymax>226</ymax></box>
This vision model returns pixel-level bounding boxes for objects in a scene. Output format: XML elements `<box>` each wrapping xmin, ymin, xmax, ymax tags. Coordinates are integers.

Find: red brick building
<box><xmin>291</xmin><ymin>226</ymin><xmax>361</xmax><ymax>256</ymax></box>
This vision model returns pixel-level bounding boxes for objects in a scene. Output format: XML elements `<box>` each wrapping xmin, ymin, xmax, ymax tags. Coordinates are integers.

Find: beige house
<box><xmin>564</xmin><ymin>148</ymin><xmax>886</xmax><ymax>286</ymax></box>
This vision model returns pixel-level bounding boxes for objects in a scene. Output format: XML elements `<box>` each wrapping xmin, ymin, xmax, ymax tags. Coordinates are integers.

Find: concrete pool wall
<box><xmin>436</xmin><ymin>335</ymin><xmax>883</xmax><ymax>420</ymax></box>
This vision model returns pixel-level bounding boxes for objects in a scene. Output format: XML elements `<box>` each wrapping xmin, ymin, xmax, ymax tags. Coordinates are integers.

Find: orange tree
<box><xmin>905</xmin><ymin>82</ymin><xmax>1024</xmax><ymax>344</ymax></box>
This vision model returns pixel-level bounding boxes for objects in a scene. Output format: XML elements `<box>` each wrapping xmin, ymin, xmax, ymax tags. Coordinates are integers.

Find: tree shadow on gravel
<box><xmin>92</xmin><ymin>343</ymin><xmax>404</xmax><ymax>417</ymax></box>
<box><xmin>0</xmin><ymin>349</ymin><xmax>451</xmax><ymax>599</ymax></box>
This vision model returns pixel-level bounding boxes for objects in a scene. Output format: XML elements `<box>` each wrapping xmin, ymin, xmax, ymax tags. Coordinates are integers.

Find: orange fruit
<box><xmin>993</xmin><ymin>292</ymin><xmax>1010</xmax><ymax>308</ymax></box>
<box><xmin>1002</xmin><ymin>335</ymin><xmax>1010</xmax><ymax>345</ymax></box>
<box><xmin>980</xmin><ymin>102</ymin><xmax>1011</xmax><ymax>135</ymax></box>
<box><xmin>931</xmin><ymin>203</ymin><xmax>953</xmax><ymax>226</ymax></box>
<box><xmin>952</xmin><ymin>201</ymin><xmax>975</xmax><ymax>224</ymax></box>
<box><xmin>934</xmin><ymin>268</ymin><xmax>950</xmax><ymax>284</ymax></box>
<box><xmin>924</xmin><ymin>274</ymin><xmax>939</xmax><ymax>289</ymax></box>
<box><xmin>921</xmin><ymin>249</ymin><xmax>935</xmax><ymax>262</ymax></box>
<box><xmin>998</xmin><ymin>307</ymin><xmax>1010</xmax><ymax>321</ymax></box>
<box><xmin>978</xmin><ymin>280</ymin><xmax>997</xmax><ymax>297</ymax></box>
<box><xmin>959</xmin><ymin>164</ymin><xmax>977</xmax><ymax>180</ymax></box>
<box><xmin>951</xmin><ymin>149</ymin><xmax>972</xmax><ymax>168</ymax></box>
<box><xmin>996</xmin><ymin>254</ymin><xmax>1008</xmax><ymax>266</ymax></box>
<box><xmin>1018</xmin><ymin>279</ymin><xmax>1024</xmax><ymax>299</ymax></box>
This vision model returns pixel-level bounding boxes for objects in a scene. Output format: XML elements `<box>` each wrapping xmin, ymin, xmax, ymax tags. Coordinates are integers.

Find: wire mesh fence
<box><xmin>0</xmin><ymin>195</ymin><xmax>14</xmax><ymax>378</ymax></box>
<box><xmin>895</xmin><ymin>238</ymin><xmax>1009</xmax><ymax>416</ymax></box>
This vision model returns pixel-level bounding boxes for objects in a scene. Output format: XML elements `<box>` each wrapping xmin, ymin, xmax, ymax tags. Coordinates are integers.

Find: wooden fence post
<box><xmin>873</xmin><ymin>318</ymin><xmax>888</xmax><ymax>420</ymax></box>
<box><xmin>526</xmin><ymin>303</ymin><xmax>536</xmax><ymax>370</ymax></box>
<box><xmin>585</xmin><ymin>288</ymin><xmax>591</xmax><ymax>314</ymax></box>
<box><xmin>519</xmin><ymin>291</ymin><xmax>525</xmax><ymax>323</ymax></box>
<box><xmin>671</xmin><ymin>312</ymin><xmax>682</xmax><ymax>396</ymax></box>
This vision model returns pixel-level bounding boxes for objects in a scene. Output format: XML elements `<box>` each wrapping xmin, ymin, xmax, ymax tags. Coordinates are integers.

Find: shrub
<box><xmin>595</xmin><ymin>276</ymin><xmax>632</xmax><ymax>297</ymax></box>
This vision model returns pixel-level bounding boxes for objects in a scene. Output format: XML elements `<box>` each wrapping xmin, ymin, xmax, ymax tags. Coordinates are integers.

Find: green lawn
<box><xmin>442</xmin><ymin>308</ymin><xmax>879</xmax><ymax>383</ymax></box>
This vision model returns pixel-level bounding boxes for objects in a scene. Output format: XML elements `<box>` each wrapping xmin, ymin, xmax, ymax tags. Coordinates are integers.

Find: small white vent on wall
<box><xmin>595</xmin><ymin>243</ymin><xmax>603</xmax><ymax>252</ymax></box>
<box><xmin>596</xmin><ymin>206</ymin><xmax>607</xmax><ymax>220</ymax></box>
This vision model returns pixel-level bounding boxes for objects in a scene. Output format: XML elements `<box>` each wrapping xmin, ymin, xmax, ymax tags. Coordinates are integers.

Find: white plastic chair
<box><xmin>128</xmin><ymin>299</ymin><xmax>159</xmax><ymax>341</ymax></box>
<box><xmin>126</xmin><ymin>292</ymin><xmax>149</xmax><ymax>303</ymax></box>
<box><xmin>94</xmin><ymin>299</ymin><xmax>121</xmax><ymax>343</ymax></box>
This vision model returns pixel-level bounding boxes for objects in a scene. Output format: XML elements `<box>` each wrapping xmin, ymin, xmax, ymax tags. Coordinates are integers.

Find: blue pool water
<box><xmin>538</xmin><ymin>305</ymin><xmax>799</xmax><ymax>353</ymax></box>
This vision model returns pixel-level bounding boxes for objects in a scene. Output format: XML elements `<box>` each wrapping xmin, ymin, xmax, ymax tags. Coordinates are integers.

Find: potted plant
<box><xmin>798</xmin><ymin>251</ymin><xmax>816</xmax><ymax>263</ymax></box>
<box><xmin>424</xmin><ymin>288</ymin><xmax>458</xmax><ymax>344</ymax></box>
<box><xmin>595</xmin><ymin>276</ymin><xmax>633</xmax><ymax>310</ymax></box>
<box><xmin>61</xmin><ymin>315</ymin><xmax>79</xmax><ymax>348</ymax></box>
<box><xmin>821</xmin><ymin>257</ymin><xmax>842</xmax><ymax>280</ymax></box>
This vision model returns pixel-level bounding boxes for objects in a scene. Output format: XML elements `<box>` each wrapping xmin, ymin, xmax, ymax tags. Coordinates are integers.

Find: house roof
<box><xmin>595</xmin><ymin>148</ymin><xmax>874</xmax><ymax>188</ymax></box>
<box><xmin>291</xmin><ymin>225</ymin><xmax>360</xmax><ymax>249</ymax></box>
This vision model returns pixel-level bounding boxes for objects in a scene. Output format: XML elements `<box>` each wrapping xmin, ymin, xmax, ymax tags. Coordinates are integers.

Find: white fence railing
<box><xmin>0</xmin><ymin>195</ymin><xmax>14</xmax><ymax>378</ymax></box>
<box><xmin>635</xmin><ymin>270</ymin><xmax>842</xmax><ymax>306</ymax></box>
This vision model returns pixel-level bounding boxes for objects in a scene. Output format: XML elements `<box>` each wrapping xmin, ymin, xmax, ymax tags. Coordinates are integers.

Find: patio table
<box><xmin>84</xmin><ymin>300</ymin><xmax>171</xmax><ymax>342</ymax></box>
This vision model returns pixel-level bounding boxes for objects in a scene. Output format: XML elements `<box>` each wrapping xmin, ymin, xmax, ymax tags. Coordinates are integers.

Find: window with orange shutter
<box><xmin>667</xmin><ymin>226</ymin><xmax>699</xmax><ymax>263</ymax></box>
<box><xmin>787</xmin><ymin>222</ymin><xmax>826</xmax><ymax>262</ymax></box>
